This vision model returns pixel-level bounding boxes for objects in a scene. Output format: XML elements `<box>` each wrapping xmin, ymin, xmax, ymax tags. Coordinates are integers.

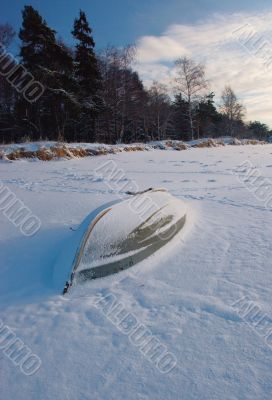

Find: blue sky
<box><xmin>2</xmin><ymin>1</ymin><xmax>272</xmax><ymax>125</ymax></box>
<box><xmin>2</xmin><ymin>0</ymin><xmax>272</xmax><ymax>49</ymax></box>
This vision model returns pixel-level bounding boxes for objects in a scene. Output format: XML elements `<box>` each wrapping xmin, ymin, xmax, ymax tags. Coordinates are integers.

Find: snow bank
<box><xmin>0</xmin><ymin>137</ymin><xmax>267</xmax><ymax>162</ymax></box>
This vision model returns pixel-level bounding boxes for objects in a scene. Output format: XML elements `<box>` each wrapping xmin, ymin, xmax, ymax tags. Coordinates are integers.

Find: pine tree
<box><xmin>72</xmin><ymin>10</ymin><xmax>101</xmax><ymax>95</ymax></box>
<box><xmin>18</xmin><ymin>5</ymin><xmax>79</xmax><ymax>140</ymax></box>
<box><xmin>19</xmin><ymin>6</ymin><xmax>56</xmax><ymax>72</ymax></box>
<box><xmin>0</xmin><ymin>24</ymin><xmax>16</xmax><ymax>143</ymax></box>
<box><xmin>197</xmin><ymin>93</ymin><xmax>222</xmax><ymax>138</ymax></box>
<box><xmin>72</xmin><ymin>10</ymin><xmax>103</xmax><ymax>140</ymax></box>
<box><xmin>172</xmin><ymin>94</ymin><xmax>191</xmax><ymax>141</ymax></box>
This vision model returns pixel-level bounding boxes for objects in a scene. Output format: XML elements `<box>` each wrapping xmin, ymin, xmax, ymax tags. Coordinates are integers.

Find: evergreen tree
<box><xmin>172</xmin><ymin>94</ymin><xmax>191</xmax><ymax>141</ymax></box>
<box><xmin>72</xmin><ymin>10</ymin><xmax>103</xmax><ymax>140</ymax></box>
<box><xmin>72</xmin><ymin>10</ymin><xmax>101</xmax><ymax>95</ymax></box>
<box><xmin>197</xmin><ymin>93</ymin><xmax>222</xmax><ymax>138</ymax></box>
<box><xmin>18</xmin><ymin>5</ymin><xmax>79</xmax><ymax>140</ymax></box>
<box><xmin>0</xmin><ymin>24</ymin><xmax>16</xmax><ymax>143</ymax></box>
<box><xmin>248</xmin><ymin>121</ymin><xmax>270</xmax><ymax>140</ymax></box>
<box><xmin>19</xmin><ymin>6</ymin><xmax>56</xmax><ymax>71</ymax></box>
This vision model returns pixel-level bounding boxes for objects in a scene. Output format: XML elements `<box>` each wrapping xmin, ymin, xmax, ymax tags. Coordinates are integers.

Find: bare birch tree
<box><xmin>98</xmin><ymin>45</ymin><xmax>137</xmax><ymax>143</ymax></box>
<box><xmin>118</xmin><ymin>45</ymin><xmax>137</xmax><ymax>143</ymax></box>
<box><xmin>147</xmin><ymin>81</ymin><xmax>171</xmax><ymax>140</ymax></box>
<box><xmin>220</xmin><ymin>86</ymin><xmax>245</xmax><ymax>136</ymax></box>
<box><xmin>174</xmin><ymin>57</ymin><xmax>208</xmax><ymax>140</ymax></box>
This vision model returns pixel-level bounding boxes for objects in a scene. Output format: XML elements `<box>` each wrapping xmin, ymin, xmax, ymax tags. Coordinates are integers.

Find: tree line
<box><xmin>0</xmin><ymin>5</ymin><xmax>271</xmax><ymax>144</ymax></box>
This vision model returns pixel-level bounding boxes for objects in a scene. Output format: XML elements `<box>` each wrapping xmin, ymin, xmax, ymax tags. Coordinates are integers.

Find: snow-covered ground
<box><xmin>1</xmin><ymin>144</ymin><xmax>272</xmax><ymax>399</ymax></box>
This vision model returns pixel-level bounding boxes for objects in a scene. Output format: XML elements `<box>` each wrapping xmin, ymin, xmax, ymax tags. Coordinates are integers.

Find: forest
<box><xmin>0</xmin><ymin>5</ymin><xmax>271</xmax><ymax>144</ymax></box>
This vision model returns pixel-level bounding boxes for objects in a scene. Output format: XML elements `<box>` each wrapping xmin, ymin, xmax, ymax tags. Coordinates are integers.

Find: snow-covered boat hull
<box><xmin>54</xmin><ymin>189</ymin><xmax>187</xmax><ymax>293</ymax></box>
<box><xmin>76</xmin><ymin>213</ymin><xmax>186</xmax><ymax>282</ymax></box>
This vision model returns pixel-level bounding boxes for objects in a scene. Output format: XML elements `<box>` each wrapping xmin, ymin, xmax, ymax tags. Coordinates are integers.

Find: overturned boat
<box><xmin>53</xmin><ymin>189</ymin><xmax>187</xmax><ymax>294</ymax></box>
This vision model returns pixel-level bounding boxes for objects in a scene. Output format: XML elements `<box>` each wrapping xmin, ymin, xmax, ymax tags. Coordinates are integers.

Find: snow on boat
<box><xmin>53</xmin><ymin>189</ymin><xmax>187</xmax><ymax>294</ymax></box>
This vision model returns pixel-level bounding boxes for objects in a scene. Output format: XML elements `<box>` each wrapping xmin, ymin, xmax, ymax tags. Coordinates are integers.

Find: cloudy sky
<box><xmin>2</xmin><ymin>0</ymin><xmax>272</xmax><ymax>125</ymax></box>
<box><xmin>136</xmin><ymin>10</ymin><xmax>272</xmax><ymax>126</ymax></box>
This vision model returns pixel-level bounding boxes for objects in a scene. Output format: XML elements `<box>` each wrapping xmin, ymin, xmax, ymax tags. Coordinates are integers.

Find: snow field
<box><xmin>1</xmin><ymin>144</ymin><xmax>272</xmax><ymax>399</ymax></box>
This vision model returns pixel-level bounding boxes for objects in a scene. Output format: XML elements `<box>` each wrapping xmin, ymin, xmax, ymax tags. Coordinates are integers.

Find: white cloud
<box><xmin>137</xmin><ymin>36</ymin><xmax>189</xmax><ymax>63</ymax></box>
<box><xmin>135</xmin><ymin>11</ymin><xmax>272</xmax><ymax>126</ymax></box>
